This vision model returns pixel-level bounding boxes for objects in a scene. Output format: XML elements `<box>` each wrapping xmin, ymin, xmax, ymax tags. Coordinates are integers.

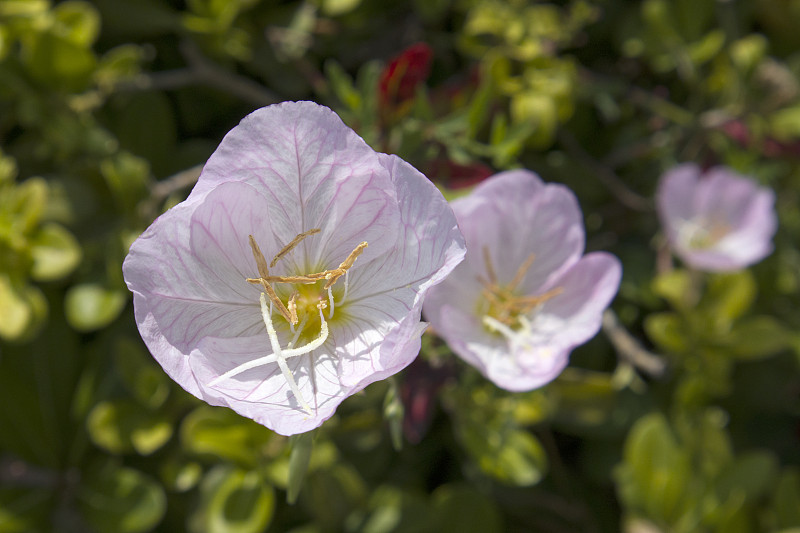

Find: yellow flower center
<box><xmin>478</xmin><ymin>247</ymin><xmax>561</xmax><ymax>337</ymax></box>
<box><xmin>207</xmin><ymin>229</ymin><xmax>367</xmax><ymax>416</ymax></box>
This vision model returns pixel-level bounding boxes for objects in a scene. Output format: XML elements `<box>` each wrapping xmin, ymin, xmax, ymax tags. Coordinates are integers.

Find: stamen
<box><xmin>287</xmin><ymin>315</ymin><xmax>308</xmax><ymax>349</ymax></box>
<box><xmin>288</xmin><ymin>293</ymin><xmax>299</xmax><ymax>331</ymax></box>
<box><xmin>327</xmin><ymin>286</ymin><xmax>334</xmax><ymax>319</ymax></box>
<box><xmin>270</xmin><ymin>228</ymin><xmax>321</xmax><ymax>268</ymax></box>
<box><xmin>248</xmin><ymin>235</ymin><xmax>293</xmax><ymax>323</ymax></box>
<box><xmin>340</xmin><ymin>241</ymin><xmax>368</xmax><ymax>271</ymax></box>
<box><xmin>248</xmin><ymin>235</ymin><xmax>271</xmax><ymax>279</ymax></box>
<box><xmin>323</xmin><ymin>241</ymin><xmax>368</xmax><ymax>290</ymax></box>
<box><xmin>483</xmin><ymin>246</ymin><xmax>497</xmax><ymax>284</ymax></box>
<box><xmin>509</xmin><ymin>252</ymin><xmax>536</xmax><ymax>289</ymax></box>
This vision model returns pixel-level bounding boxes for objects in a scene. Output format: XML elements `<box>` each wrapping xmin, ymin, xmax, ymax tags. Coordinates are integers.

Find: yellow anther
<box><xmin>246</xmin><ymin>234</ymin><xmax>367</xmax><ymax>328</ymax></box>
<box><xmin>249</xmin><ymin>235</ymin><xmax>293</xmax><ymax>323</ymax></box>
<box><xmin>509</xmin><ymin>252</ymin><xmax>536</xmax><ymax>289</ymax></box>
<box><xmin>478</xmin><ymin>250</ymin><xmax>562</xmax><ymax>329</ymax></box>
<box><xmin>270</xmin><ymin>228</ymin><xmax>321</xmax><ymax>268</ymax></box>
<box><xmin>483</xmin><ymin>246</ymin><xmax>497</xmax><ymax>284</ymax></box>
<box><xmin>287</xmin><ymin>293</ymin><xmax>299</xmax><ymax>325</ymax></box>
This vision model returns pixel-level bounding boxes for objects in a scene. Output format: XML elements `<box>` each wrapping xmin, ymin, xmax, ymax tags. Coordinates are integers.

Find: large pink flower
<box><xmin>656</xmin><ymin>163</ymin><xmax>777</xmax><ymax>272</ymax></box>
<box><xmin>423</xmin><ymin>170</ymin><xmax>621</xmax><ymax>391</ymax></box>
<box><xmin>122</xmin><ymin>101</ymin><xmax>465</xmax><ymax>435</ymax></box>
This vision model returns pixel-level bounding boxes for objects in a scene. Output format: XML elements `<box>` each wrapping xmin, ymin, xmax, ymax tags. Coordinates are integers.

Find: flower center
<box><xmin>478</xmin><ymin>247</ymin><xmax>561</xmax><ymax>340</ymax></box>
<box><xmin>679</xmin><ymin>214</ymin><xmax>731</xmax><ymax>250</ymax></box>
<box><xmin>207</xmin><ymin>229</ymin><xmax>367</xmax><ymax>415</ymax></box>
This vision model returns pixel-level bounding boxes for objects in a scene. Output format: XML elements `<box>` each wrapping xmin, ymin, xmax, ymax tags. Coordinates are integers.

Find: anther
<box><xmin>509</xmin><ymin>252</ymin><xmax>536</xmax><ymax>289</ymax></box>
<box><xmin>270</xmin><ymin>228</ymin><xmax>321</xmax><ymax>268</ymax></box>
<box><xmin>483</xmin><ymin>246</ymin><xmax>497</xmax><ymax>284</ymax></box>
<box><xmin>288</xmin><ymin>293</ymin><xmax>299</xmax><ymax>329</ymax></box>
<box><xmin>248</xmin><ymin>235</ymin><xmax>293</xmax><ymax>323</ymax></box>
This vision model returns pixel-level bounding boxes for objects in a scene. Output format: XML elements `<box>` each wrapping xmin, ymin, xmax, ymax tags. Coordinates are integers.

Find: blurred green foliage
<box><xmin>1</xmin><ymin>1</ymin><xmax>799</xmax><ymax>532</ymax></box>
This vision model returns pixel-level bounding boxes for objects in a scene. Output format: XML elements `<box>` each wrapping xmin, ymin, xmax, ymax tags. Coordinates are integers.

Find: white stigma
<box><xmin>208</xmin><ymin>293</ymin><xmax>329</xmax><ymax>416</ymax></box>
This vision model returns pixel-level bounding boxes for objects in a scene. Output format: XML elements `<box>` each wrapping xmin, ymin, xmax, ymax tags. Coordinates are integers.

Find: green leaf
<box><xmin>644</xmin><ymin>312</ymin><xmax>689</xmax><ymax>353</ymax></box>
<box><xmin>773</xmin><ymin>469</ymin><xmax>800</xmax><ymax>529</ymax></box>
<box><xmin>458</xmin><ymin>413</ymin><xmax>547</xmax><ymax>486</ymax></box>
<box><xmin>78</xmin><ymin>464</ymin><xmax>166</xmax><ymax>533</ymax></box>
<box><xmin>770</xmin><ymin>105</ymin><xmax>800</xmax><ymax>142</ymax></box>
<box><xmin>190</xmin><ymin>465</ymin><xmax>275</xmax><ymax>533</ymax></box>
<box><xmin>615</xmin><ymin>413</ymin><xmax>692</xmax><ymax>524</ymax></box>
<box><xmin>114</xmin><ymin>339</ymin><xmax>170</xmax><ymax>409</ymax></box>
<box><xmin>0</xmin><ymin>276</ymin><xmax>46</xmax><ymax>342</ymax></box>
<box><xmin>180</xmin><ymin>405</ymin><xmax>278</xmax><ymax>466</ymax></box>
<box><xmin>298</xmin><ymin>466</ymin><xmax>367</xmax><ymax>530</ymax></box>
<box><xmin>722</xmin><ymin>316</ymin><xmax>792</xmax><ymax>360</ymax></box>
<box><xmin>64</xmin><ymin>283</ymin><xmax>126</xmax><ymax>332</ymax></box>
<box><xmin>714</xmin><ymin>451</ymin><xmax>778</xmax><ymax>504</ymax></box>
<box><xmin>652</xmin><ymin>269</ymin><xmax>694</xmax><ymax>309</ymax></box>
<box><xmin>319</xmin><ymin>0</ymin><xmax>362</xmax><ymax>16</ymax></box>
<box><xmin>25</xmin><ymin>32</ymin><xmax>96</xmax><ymax>91</ymax></box>
<box><xmin>100</xmin><ymin>151</ymin><xmax>150</xmax><ymax>213</ymax></box>
<box><xmin>287</xmin><ymin>432</ymin><xmax>314</xmax><ymax>504</ymax></box>
<box><xmin>0</xmin><ymin>488</ymin><xmax>52</xmax><ymax>533</ymax></box>
<box><xmin>29</xmin><ymin>223</ymin><xmax>81</xmax><ymax>281</ymax></box>
<box><xmin>53</xmin><ymin>1</ymin><xmax>101</xmax><ymax>47</ymax></box>
<box><xmin>701</xmin><ymin>271</ymin><xmax>756</xmax><ymax>325</ymax></box>
<box><xmin>383</xmin><ymin>378</ymin><xmax>404</xmax><ymax>451</ymax></box>
<box><xmin>431</xmin><ymin>484</ymin><xmax>503</xmax><ymax>533</ymax></box>
<box><xmin>325</xmin><ymin>60</ymin><xmax>361</xmax><ymax>112</ymax></box>
<box><xmin>86</xmin><ymin>399</ymin><xmax>173</xmax><ymax>455</ymax></box>
<box><xmin>95</xmin><ymin>44</ymin><xmax>144</xmax><ymax>88</ymax></box>
<box><xmin>160</xmin><ymin>458</ymin><xmax>203</xmax><ymax>493</ymax></box>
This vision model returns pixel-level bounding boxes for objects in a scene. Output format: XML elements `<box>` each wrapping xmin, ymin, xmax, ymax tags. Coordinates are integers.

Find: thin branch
<box><xmin>602</xmin><ymin>309</ymin><xmax>667</xmax><ymax>378</ymax></box>
<box><xmin>558</xmin><ymin>130</ymin><xmax>652</xmax><ymax>212</ymax></box>
<box><xmin>115</xmin><ymin>40</ymin><xmax>280</xmax><ymax>108</ymax></box>
<box><xmin>139</xmin><ymin>164</ymin><xmax>203</xmax><ymax>220</ymax></box>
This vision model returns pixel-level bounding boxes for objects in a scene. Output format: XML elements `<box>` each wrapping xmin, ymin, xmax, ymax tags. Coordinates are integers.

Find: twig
<box><xmin>602</xmin><ymin>309</ymin><xmax>667</xmax><ymax>378</ymax></box>
<box><xmin>0</xmin><ymin>456</ymin><xmax>58</xmax><ymax>488</ymax></box>
<box><xmin>558</xmin><ymin>130</ymin><xmax>652</xmax><ymax>212</ymax></box>
<box><xmin>115</xmin><ymin>40</ymin><xmax>280</xmax><ymax>108</ymax></box>
<box><xmin>139</xmin><ymin>164</ymin><xmax>203</xmax><ymax>220</ymax></box>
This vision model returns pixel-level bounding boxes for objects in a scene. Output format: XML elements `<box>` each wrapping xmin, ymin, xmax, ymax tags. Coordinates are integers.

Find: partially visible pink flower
<box><xmin>422</xmin><ymin>170</ymin><xmax>621</xmax><ymax>391</ymax></box>
<box><xmin>656</xmin><ymin>163</ymin><xmax>777</xmax><ymax>272</ymax></box>
<box><xmin>123</xmin><ymin>101</ymin><xmax>465</xmax><ymax>436</ymax></box>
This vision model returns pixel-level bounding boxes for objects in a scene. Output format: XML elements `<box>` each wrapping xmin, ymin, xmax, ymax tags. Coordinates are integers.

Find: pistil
<box><xmin>209</xmin><ymin>231</ymin><xmax>368</xmax><ymax>415</ymax></box>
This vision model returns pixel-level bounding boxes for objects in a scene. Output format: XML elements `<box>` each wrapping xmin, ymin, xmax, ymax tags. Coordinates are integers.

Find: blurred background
<box><xmin>1</xmin><ymin>0</ymin><xmax>799</xmax><ymax>531</ymax></box>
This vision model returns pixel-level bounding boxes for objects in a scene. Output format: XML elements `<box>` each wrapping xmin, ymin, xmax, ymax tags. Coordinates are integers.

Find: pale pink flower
<box><xmin>123</xmin><ymin>101</ymin><xmax>465</xmax><ymax>435</ymax></box>
<box><xmin>656</xmin><ymin>164</ymin><xmax>777</xmax><ymax>272</ymax></box>
<box><xmin>423</xmin><ymin>170</ymin><xmax>621</xmax><ymax>391</ymax></box>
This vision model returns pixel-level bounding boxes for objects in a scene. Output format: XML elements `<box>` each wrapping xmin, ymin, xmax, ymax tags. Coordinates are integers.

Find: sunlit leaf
<box><xmin>29</xmin><ymin>223</ymin><xmax>82</xmax><ymax>281</ymax></box>
<box><xmin>87</xmin><ymin>399</ymin><xmax>173</xmax><ymax>455</ymax></box>
<box><xmin>180</xmin><ymin>405</ymin><xmax>278</xmax><ymax>467</ymax></box>
<box><xmin>189</xmin><ymin>465</ymin><xmax>275</xmax><ymax>533</ymax></box>
<box><xmin>64</xmin><ymin>283</ymin><xmax>126</xmax><ymax>332</ymax></box>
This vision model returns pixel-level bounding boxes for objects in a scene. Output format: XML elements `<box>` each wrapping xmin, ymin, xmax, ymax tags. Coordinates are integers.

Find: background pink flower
<box><xmin>423</xmin><ymin>170</ymin><xmax>621</xmax><ymax>391</ymax></box>
<box><xmin>656</xmin><ymin>163</ymin><xmax>777</xmax><ymax>272</ymax></box>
